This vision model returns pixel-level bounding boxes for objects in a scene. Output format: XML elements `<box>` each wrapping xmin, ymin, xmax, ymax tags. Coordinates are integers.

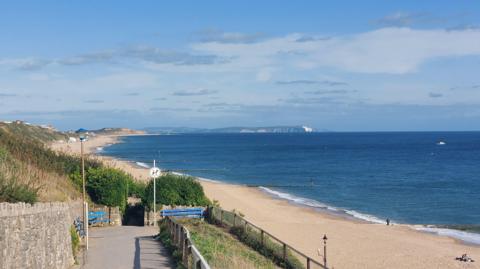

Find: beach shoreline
<box><xmin>50</xmin><ymin>134</ymin><xmax>480</xmax><ymax>269</ymax></box>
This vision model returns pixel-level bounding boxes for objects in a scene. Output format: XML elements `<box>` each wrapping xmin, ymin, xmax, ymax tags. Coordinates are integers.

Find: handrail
<box><xmin>164</xmin><ymin>216</ymin><xmax>211</xmax><ymax>269</ymax></box>
<box><xmin>208</xmin><ymin>206</ymin><xmax>328</xmax><ymax>269</ymax></box>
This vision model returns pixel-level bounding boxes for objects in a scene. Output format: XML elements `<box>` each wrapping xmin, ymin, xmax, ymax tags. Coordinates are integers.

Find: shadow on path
<box><xmin>133</xmin><ymin>236</ymin><xmax>174</xmax><ymax>269</ymax></box>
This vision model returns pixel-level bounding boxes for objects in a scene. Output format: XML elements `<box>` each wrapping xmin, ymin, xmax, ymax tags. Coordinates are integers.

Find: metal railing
<box><xmin>164</xmin><ymin>217</ymin><xmax>211</xmax><ymax>269</ymax></box>
<box><xmin>207</xmin><ymin>206</ymin><xmax>328</xmax><ymax>269</ymax></box>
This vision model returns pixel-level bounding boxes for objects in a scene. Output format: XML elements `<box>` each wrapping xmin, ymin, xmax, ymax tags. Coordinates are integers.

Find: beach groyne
<box><xmin>0</xmin><ymin>201</ymin><xmax>83</xmax><ymax>269</ymax></box>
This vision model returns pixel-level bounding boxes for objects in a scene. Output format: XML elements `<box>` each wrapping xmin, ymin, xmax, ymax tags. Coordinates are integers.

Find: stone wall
<box><xmin>90</xmin><ymin>205</ymin><xmax>121</xmax><ymax>226</ymax></box>
<box><xmin>0</xmin><ymin>201</ymin><xmax>83</xmax><ymax>269</ymax></box>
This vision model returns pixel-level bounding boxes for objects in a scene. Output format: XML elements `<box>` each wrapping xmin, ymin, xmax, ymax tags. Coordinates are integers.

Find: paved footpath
<box><xmin>78</xmin><ymin>226</ymin><xmax>174</xmax><ymax>269</ymax></box>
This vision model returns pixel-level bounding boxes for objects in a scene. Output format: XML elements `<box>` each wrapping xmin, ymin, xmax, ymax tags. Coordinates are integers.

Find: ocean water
<box><xmin>102</xmin><ymin>132</ymin><xmax>480</xmax><ymax>242</ymax></box>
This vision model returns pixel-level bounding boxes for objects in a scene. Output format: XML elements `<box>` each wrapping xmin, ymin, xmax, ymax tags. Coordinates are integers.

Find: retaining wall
<box><xmin>0</xmin><ymin>201</ymin><xmax>83</xmax><ymax>269</ymax></box>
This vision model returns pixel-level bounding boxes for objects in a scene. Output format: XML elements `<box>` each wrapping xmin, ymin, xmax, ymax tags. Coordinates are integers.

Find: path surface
<box><xmin>80</xmin><ymin>226</ymin><xmax>173</xmax><ymax>269</ymax></box>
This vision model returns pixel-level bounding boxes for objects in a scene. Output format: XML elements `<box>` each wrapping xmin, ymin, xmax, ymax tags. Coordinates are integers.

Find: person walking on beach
<box><xmin>386</xmin><ymin>218</ymin><xmax>390</xmax><ymax>226</ymax></box>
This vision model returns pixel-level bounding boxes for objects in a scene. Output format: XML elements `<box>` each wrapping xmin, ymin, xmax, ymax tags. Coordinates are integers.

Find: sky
<box><xmin>1</xmin><ymin>1</ymin><xmax>480</xmax><ymax>131</ymax></box>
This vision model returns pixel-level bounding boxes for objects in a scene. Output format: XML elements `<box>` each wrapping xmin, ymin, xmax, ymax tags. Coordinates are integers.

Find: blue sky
<box><xmin>1</xmin><ymin>1</ymin><xmax>480</xmax><ymax>131</ymax></box>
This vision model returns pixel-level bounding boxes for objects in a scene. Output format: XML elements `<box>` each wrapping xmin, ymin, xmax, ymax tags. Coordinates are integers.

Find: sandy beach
<box><xmin>51</xmin><ymin>135</ymin><xmax>480</xmax><ymax>269</ymax></box>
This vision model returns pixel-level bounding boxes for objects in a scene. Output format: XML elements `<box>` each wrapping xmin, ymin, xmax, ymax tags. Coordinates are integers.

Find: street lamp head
<box><xmin>323</xmin><ymin>234</ymin><xmax>328</xmax><ymax>242</ymax></box>
<box><xmin>79</xmin><ymin>135</ymin><xmax>87</xmax><ymax>141</ymax></box>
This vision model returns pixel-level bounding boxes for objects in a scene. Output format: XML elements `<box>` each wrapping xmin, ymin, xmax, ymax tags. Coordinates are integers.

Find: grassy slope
<box><xmin>0</xmin><ymin>122</ymin><xmax>80</xmax><ymax>202</ymax></box>
<box><xmin>178</xmin><ymin>219</ymin><xmax>277</xmax><ymax>269</ymax></box>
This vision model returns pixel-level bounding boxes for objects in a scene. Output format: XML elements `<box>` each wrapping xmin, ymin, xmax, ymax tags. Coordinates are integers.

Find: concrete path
<box><xmin>80</xmin><ymin>226</ymin><xmax>174</xmax><ymax>269</ymax></box>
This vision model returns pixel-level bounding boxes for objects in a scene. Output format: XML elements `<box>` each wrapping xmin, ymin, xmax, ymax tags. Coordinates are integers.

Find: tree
<box><xmin>86</xmin><ymin>167</ymin><xmax>129</xmax><ymax>217</ymax></box>
<box><xmin>143</xmin><ymin>174</ymin><xmax>210</xmax><ymax>209</ymax></box>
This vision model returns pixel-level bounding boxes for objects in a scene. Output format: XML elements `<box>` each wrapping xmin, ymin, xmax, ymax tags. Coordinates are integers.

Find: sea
<box><xmin>100</xmin><ymin>132</ymin><xmax>480</xmax><ymax>244</ymax></box>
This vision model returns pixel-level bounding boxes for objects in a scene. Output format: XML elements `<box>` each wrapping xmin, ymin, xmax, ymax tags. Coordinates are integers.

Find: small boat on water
<box><xmin>437</xmin><ymin>141</ymin><xmax>446</xmax><ymax>145</ymax></box>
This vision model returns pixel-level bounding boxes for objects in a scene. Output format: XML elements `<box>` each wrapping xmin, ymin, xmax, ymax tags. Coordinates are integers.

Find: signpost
<box><xmin>150</xmin><ymin>160</ymin><xmax>161</xmax><ymax>226</ymax></box>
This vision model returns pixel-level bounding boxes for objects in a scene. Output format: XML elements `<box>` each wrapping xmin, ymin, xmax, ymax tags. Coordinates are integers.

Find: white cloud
<box><xmin>192</xmin><ymin>28</ymin><xmax>480</xmax><ymax>74</ymax></box>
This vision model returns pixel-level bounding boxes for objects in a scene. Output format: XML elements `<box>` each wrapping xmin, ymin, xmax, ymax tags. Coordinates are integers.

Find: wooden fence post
<box><xmin>261</xmin><ymin>230</ymin><xmax>264</xmax><ymax>246</ymax></box>
<box><xmin>307</xmin><ymin>257</ymin><xmax>310</xmax><ymax>269</ymax></box>
<box><xmin>233</xmin><ymin>213</ymin><xmax>236</xmax><ymax>227</ymax></box>
<box><xmin>220</xmin><ymin>209</ymin><xmax>223</xmax><ymax>224</ymax></box>
<box><xmin>283</xmin><ymin>243</ymin><xmax>287</xmax><ymax>269</ymax></box>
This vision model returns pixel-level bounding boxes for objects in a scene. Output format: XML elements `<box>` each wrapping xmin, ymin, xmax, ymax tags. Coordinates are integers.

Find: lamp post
<box><xmin>149</xmin><ymin>160</ymin><xmax>161</xmax><ymax>226</ymax></box>
<box><xmin>323</xmin><ymin>234</ymin><xmax>328</xmax><ymax>268</ymax></box>
<box><xmin>79</xmin><ymin>134</ymin><xmax>88</xmax><ymax>250</ymax></box>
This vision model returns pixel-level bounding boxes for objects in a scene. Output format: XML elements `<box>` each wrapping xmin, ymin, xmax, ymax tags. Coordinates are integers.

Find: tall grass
<box><xmin>0</xmin><ymin>126</ymin><xmax>89</xmax><ymax>202</ymax></box>
<box><xmin>179</xmin><ymin>219</ymin><xmax>277</xmax><ymax>269</ymax></box>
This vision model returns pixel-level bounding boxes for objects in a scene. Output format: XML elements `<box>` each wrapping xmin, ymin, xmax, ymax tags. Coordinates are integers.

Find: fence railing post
<box><xmin>182</xmin><ymin>237</ymin><xmax>188</xmax><ymax>266</ymax></box>
<box><xmin>283</xmin><ymin>243</ymin><xmax>287</xmax><ymax>269</ymax></box>
<box><xmin>307</xmin><ymin>257</ymin><xmax>311</xmax><ymax>269</ymax></box>
<box><xmin>233</xmin><ymin>213</ymin><xmax>236</xmax><ymax>227</ymax></box>
<box><xmin>261</xmin><ymin>230</ymin><xmax>264</xmax><ymax>246</ymax></box>
<box><xmin>220</xmin><ymin>209</ymin><xmax>223</xmax><ymax>224</ymax></box>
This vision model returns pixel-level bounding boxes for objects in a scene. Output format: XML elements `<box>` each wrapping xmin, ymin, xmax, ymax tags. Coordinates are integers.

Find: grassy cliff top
<box><xmin>0</xmin><ymin>121</ymin><xmax>68</xmax><ymax>142</ymax></box>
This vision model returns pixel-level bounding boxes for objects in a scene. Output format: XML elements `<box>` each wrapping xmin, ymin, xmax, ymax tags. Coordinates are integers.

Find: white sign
<box><xmin>150</xmin><ymin>167</ymin><xmax>161</xmax><ymax>178</ymax></box>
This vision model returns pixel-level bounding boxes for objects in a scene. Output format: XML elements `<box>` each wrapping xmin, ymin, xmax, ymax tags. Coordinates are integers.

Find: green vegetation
<box><xmin>0</xmin><ymin>123</ymin><xmax>93</xmax><ymax>202</ymax></box>
<box><xmin>0</xmin><ymin>121</ymin><xmax>68</xmax><ymax>142</ymax></box>
<box><xmin>144</xmin><ymin>174</ymin><xmax>210</xmax><ymax>209</ymax></box>
<box><xmin>70</xmin><ymin>225</ymin><xmax>80</xmax><ymax>263</ymax></box>
<box><xmin>86</xmin><ymin>167</ymin><xmax>130</xmax><ymax>212</ymax></box>
<box><xmin>158</xmin><ymin>220</ymin><xmax>186</xmax><ymax>269</ymax></box>
<box><xmin>0</xmin><ymin>121</ymin><xmax>209</xmax><ymax>221</ymax></box>
<box><xmin>229</xmin><ymin>226</ymin><xmax>304</xmax><ymax>269</ymax></box>
<box><xmin>177</xmin><ymin>219</ymin><xmax>277</xmax><ymax>269</ymax></box>
<box><xmin>208</xmin><ymin>207</ymin><xmax>305</xmax><ymax>269</ymax></box>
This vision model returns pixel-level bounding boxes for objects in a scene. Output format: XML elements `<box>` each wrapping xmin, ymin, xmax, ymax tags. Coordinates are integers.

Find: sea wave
<box><xmin>414</xmin><ymin>226</ymin><xmax>480</xmax><ymax>245</ymax></box>
<box><xmin>259</xmin><ymin>187</ymin><xmax>338</xmax><ymax>212</ymax></box>
<box><xmin>259</xmin><ymin>187</ymin><xmax>390</xmax><ymax>224</ymax></box>
<box><xmin>135</xmin><ymin>162</ymin><xmax>151</xmax><ymax>168</ymax></box>
<box><xmin>96</xmin><ymin>147</ymin><xmax>103</xmax><ymax>152</ymax></box>
<box><xmin>259</xmin><ymin>186</ymin><xmax>480</xmax><ymax>245</ymax></box>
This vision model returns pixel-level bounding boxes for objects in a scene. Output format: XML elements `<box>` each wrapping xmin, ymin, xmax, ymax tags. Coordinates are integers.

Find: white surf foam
<box><xmin>344</xmin><ymin>209</ymin><xmax>388</xmax><ymax>224</ymax></box>
<box><xmin>259</xmin><ymin>187</ymin><xmax>392</xmax><ymax>224</ymax></box>
<box><xmin>259</xmin><ymin>187</ymin><xmax>338</xmax><ymax>211</ymax></box>
<box><xmin>414</xmin><ymin>226</ymin><xmax>480</xmax><ymax>245</ymax></box>
<box><xmin>135</xmin><ymin>162</ymin><xmax>151</xmax><ymax>168</ymax></box>
<box><xmin>96</xmin><ymin>147</ymin><xmax>103</xmax><ymax>152</ymax></box>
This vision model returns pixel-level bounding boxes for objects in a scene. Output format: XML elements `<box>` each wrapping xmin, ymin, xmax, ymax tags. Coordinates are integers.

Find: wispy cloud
<box><xmin>197</xmin><ymin>29</ymin><xmax>265</xmax><ymax>44</ymax></box>
<box><xmin>428</xmin><ymin>92</ymin><xmax>443</xmax><ymax>98</ymax></box>
<box><xmin>276</xmin><ymin>80</ymin><xmax>348</xmax><ymax>86</ymax></box>
<box><xmin>84</xmin><ymin>99</ymin><xmax>105</xmax><ymax>103</ymax></box>
<box><xmin>450</xmin><ymin>84</ymin><xmax>480</xmax><ymax>90</ymax></box>
<box><xmin>58</xmin><ymin>51</ymin><xmax>115</xmax><ymax>65</ymax></box>
<box><xmin>150</xmin><ymin>107</ymin><xmax>191</xmax><ymax>112</ymax></box>
<box><xmin>124</xmin><ymin>92</ymin><xmax>140</xmax><ymax>96</ymax></box>
<box><xmin>373</xmin><ymin>11</ymin><xmax>467</xmax><ymax>27</ymax></box>
<box><xmin>295</xmin><ymin>35</ymin><xmax>331</xmax><ymax>43</ymax></box>
<box><xmin>0</xmin><ymin>58</ymin><xmax>52</xmax><ymax>71</ymax></box>
<box><xmin>374</xmin><ymin>12</ymin><xmax>431</xmax><ymax>27</ymax></box>
<box><xmin>304</xmin><ymin>89</ymin><xmax>351</xmax><ymax>95</ymax></box>
<box><xmin>0</xmin><ymin>93</ymin><xmax>17</xmax><ymax>97</ymax></box>
<box><xmin>279</xmin><ymin>96</ymin><xmax>343</xmax><ymax>105</ymax></box>
<box><xmin>172</xmin><ymin>89</ymin><xmax>218</xmax><ymax>96</ymax></box>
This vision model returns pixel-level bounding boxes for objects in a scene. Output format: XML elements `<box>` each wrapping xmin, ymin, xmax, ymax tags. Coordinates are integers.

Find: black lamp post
<box><xmin>323</xmin><ymin>234</ymin><xmax>328</xmax><ymax>268</ymax></box>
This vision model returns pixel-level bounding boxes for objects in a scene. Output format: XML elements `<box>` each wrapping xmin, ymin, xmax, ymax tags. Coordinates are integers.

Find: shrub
<box><xmin>70</xmin><ymin>225</ymin><xmax>80</xmax><ymax>263</ymax></box>
<box><xmin>86</xmin><ymin>167</ymin><xmax>130</xmax><ymax>211</ymax></box>
<box><xmin>144</xmin><ymin>174</ymin><xmax>210</xmax><ymax>209</ymax></box>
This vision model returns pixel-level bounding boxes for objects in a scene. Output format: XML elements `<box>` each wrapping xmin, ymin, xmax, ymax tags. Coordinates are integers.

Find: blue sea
<box><xmin>101</xmin><ymin>132</ymin><xmax>480</xmax><ymax>244</ymax></box>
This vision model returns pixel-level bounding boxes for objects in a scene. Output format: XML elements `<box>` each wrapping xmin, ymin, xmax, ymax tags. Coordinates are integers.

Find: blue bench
<box><xmin>161</xmin><ymin>208</ymin><xmax>205</xmax><ymax>218</ymax></box>
<box><xmin>89</xmin><ymin>211</ymin><xmax>110</xmax><ymax>225</ymax></box>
